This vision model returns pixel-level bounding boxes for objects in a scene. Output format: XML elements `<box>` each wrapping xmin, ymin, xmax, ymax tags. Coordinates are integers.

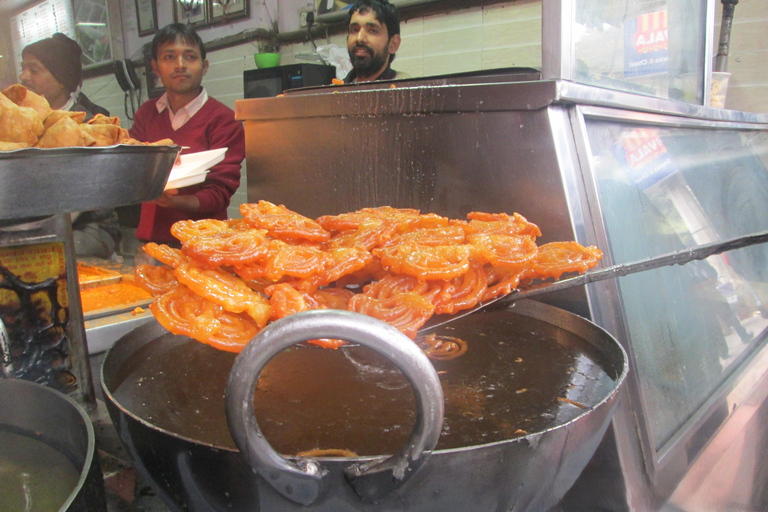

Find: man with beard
<box><xmin>344</xmin><ymin>0</ymin><xmax>408</xmax><ymax>83</ymax></box>
<box><xmin>129</xmin><ymin>23</ymin><xmax>245</xmax><ymax>252</ymax></box>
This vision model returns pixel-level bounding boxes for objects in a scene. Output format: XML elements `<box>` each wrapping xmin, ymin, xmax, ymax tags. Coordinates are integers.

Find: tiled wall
<box><xmin>397</xmin><ymin>1</ymin><xmax>542</xmax><ymax>77</ymax></box>
<box><xmin>81</xmin><ymin>0</ymin><xmax>766</xmax><ymax>221</ymax></box>
<box><xmin>712</xmin><ymin>1</ymin><xmax>768</xmax><ymax>114</ymax></box>
<box><xmin>82</xmin><ymin>0</ymin><xmax>541</xmax><ymax>219</ymax></box>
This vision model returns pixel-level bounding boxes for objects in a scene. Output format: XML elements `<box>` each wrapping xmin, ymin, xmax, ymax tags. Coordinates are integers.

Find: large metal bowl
<box><xmin>102</xmin><ymin>301</ymin><xmax>628</xmax><ymax>512</ymax></box>
<box><xmin>0</xmin><ymin>144</ymin><xmax>180</xmax><ymax>220</ymax></box>
<box><xmin>0</xmin><ymin>378</ymin><xmax>106</xmax><ymax>511</ymax></box>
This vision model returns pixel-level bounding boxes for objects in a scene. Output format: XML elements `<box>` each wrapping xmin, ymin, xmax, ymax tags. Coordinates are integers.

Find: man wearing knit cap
<box><xmin>20</xmin><ymin>33</ymin><xmax>108</xmax><ymax>118</ymax></box>
<box><xmin>19</xmin><ymin>33</ymin><xmax>120</xmax><ymax>259</ymax></box>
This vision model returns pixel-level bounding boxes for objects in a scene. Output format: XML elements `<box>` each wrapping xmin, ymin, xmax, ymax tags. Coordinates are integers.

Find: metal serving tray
<box><xmin>0</xmin><ymin>144</ymin><xmax>180</xmax><ymax>220</ymax></box>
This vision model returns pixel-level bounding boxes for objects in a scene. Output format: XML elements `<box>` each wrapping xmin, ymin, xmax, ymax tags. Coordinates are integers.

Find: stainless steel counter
<box><xmin>235</xmin><ymin>76</ymin><xmax>768</xmax><ymax>510</ymax></box>
<box><xmin>85</xmin><ymin>311</ymin><xmax>153</xmax><ymax>355</ymax></box>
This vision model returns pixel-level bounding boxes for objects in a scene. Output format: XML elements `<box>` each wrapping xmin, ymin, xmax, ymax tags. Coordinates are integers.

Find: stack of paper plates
<box><xmin>165</xmin><ymin>148</ymin><xmax>227</xmax><ymax>190</ymax></box>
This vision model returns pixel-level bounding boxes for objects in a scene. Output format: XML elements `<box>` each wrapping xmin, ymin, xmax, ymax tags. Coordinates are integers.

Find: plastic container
<box><xmin>710</xmin><ymin>71</ymin><xmax>731</xmax><ymax>108</ymax></box>
<box><xmin>254</xmin><ymin>52</ymin><xmax>281</xmax><ymax>69</ymax></box>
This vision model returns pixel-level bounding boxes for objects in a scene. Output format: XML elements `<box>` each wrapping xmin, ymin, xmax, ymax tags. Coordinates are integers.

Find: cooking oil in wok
<box><xmin>111</xmin><ymin>308</ymin><xmax>619</xmax><ymax>456</ymax></box>
<box><xmin>0</xmin><ymin>427</ymin><xmax>80</xmax><ymax>511</ymax></box>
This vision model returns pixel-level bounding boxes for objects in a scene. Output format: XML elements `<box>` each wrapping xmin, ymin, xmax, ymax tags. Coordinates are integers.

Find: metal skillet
<box><xmin>420</xmin><ymin>229</ymin><xmax>768</xmax><ymax>333</ymax></box>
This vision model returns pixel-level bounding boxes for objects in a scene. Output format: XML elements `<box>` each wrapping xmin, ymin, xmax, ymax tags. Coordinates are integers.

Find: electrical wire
<box><xmin>124</xmin><ymin>81</ymin><xmax>141</xmax><ymax>121</ymax></box>
<box><xmin>306</xmin><ymin>11</ymin><xmax>318</xmax><ymax>51</ymax></box>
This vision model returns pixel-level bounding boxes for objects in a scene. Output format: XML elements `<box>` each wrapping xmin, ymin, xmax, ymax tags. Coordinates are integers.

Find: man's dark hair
<box><xmin>347</xmin><ymin>0</ymin><xmax>400</xmax><ymax>62</ymax></box>
<box><xmin>151</xmin><ymin>23</ymin><xmax>206</xmax><ymax>61</ymax></box>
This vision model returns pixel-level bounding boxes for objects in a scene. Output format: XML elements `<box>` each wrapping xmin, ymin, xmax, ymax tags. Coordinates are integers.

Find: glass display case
<box><xmin>236</xmin><ymin>0</ymin><xmax>768</xmax><ymax>508</ymax></box>
<box><xmin>237</xmin><ymin>75</ymin><xmax>768</xmax><ymax>510</ymax></box>
<box><xmin>543</xmin><ymin>0</ymin><xmax>714</xmax><ymax>105</ymax></box>
<box><xmin>569</xmin><ymin>103</ymin><xmax>768</xmax><ymax>509</ymax></box>
<box><xmin>585</xmin><ymin>117</ymin><xmax>768</xmax><ymax>452</ymax></box>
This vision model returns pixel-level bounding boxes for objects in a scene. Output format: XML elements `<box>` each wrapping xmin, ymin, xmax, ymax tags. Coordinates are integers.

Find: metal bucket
<box><xmin>0</xmin><ymin>378</ymin><xmax>106</xmax><ymax>511</ymax></box>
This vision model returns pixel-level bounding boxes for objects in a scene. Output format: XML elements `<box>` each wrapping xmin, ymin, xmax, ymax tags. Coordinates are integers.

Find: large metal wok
<box><xmin>101</xmin><ymin>300</ymin><xmax>628</xmax><ymax>512</ymax></box>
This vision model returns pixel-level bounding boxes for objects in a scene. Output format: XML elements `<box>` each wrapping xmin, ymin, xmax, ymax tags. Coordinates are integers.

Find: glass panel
<box><xmin>585</xmin><ymin>119</ymin><xmax>768</xmax><ymax>450</ymax></box>
<box><xmin>574</xmin><ymin>0</ymin><xmax>707</xmax><ymax>103</ymax></box>
<box><xmin>74</xmin><ymin>0</ymin><xmax>113</xmax><ymax>65</ymax></box>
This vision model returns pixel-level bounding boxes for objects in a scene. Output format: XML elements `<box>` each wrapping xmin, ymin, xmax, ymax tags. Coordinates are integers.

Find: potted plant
<box><xmin>254</xmin><ymin>18</ymin><xmax>281</xmax><ymax>68</ymax></box>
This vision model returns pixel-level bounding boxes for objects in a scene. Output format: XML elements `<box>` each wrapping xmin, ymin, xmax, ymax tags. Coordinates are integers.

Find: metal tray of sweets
<box><xmin>0</xmin><ymin>144</ymin><xmax>180</xmax><ymax>220</ymax></box>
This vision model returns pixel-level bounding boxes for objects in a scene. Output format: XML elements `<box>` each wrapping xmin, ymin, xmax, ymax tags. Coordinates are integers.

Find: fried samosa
<box><xmin>78</xmin><ymin>123</ymin><xmax>122</xmax><ymax>147</ymax></box>
<box><xmin>0</xmin><ymin>92</ymin><xmax>45</xmax><ymax>145</ymax></box>
<box><xmin>2</xmin><ymin>84</ymin><xmax>52</xmax><ymax>121</ymax></box>
<box><xmin>36</xmin><ymin>116</ymin><xmax>88</xmax><ymax>148</ymax></box>
<box><xmin>0</xmin><ymin>141</ymin><xmax>30</xmax><ymax>150</ymax></box>
<box><xmin>86</xmin><ymin>113</ymin><xmax>121</xmax><ymax>125</ymax></box>
<box><xmin>44</xmin><ymin>109</ymin><xmax>86</xmax><ymax>130</ymax></box>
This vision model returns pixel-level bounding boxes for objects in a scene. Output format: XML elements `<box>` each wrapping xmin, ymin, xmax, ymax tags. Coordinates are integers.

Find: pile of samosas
<box><xmin>0</xmin><ymin>84</ymin><xmax>171</xmax><ymax>150</ymax></box>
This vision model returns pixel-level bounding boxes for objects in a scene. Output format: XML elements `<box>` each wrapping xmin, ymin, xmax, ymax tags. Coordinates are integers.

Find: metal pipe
<box><xmin>714</xmin><ymin>0</ymin><xmax>739</xmax><ymax>72</ymax></box>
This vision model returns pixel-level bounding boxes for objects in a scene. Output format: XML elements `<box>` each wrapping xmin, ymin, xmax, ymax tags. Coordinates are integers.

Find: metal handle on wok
<box><xmin>225</xmin><ymin>309</ymin><xmax>444</xmax><ymax>506</ymax></box>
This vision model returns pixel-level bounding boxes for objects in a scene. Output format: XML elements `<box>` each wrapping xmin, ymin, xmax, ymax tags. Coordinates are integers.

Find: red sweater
<box><xmin>129</xmin><ymin>96</ymin><xmax>245</xmax><ymax>243</ymax></box>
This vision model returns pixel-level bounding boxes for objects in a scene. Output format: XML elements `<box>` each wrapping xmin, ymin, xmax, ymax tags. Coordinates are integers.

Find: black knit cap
<box><xmin>22</xmin><ymin>33</ymin><xmax>83</xmax><ymax>93</ymax></box>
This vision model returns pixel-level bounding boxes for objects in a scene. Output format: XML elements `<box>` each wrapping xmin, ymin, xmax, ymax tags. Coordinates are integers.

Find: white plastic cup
<box><xmin>710</xmin><ymin>71</ymin><xmax>731</xmax><ymax>108</ymax></box>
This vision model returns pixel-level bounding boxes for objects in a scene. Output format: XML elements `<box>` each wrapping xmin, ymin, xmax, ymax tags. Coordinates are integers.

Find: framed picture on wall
<box><xmin>174</xmin><ymin>0</ymin><xmax>207</xmax><ymax>27</ymax></box>
<box><xmin>135</xmin><ymin>0</ymin><xmax>158</xmax><ymax>36</ymax></box>
<box><xmin>316</xmin><ymin>0</ymin><xmax>351</xmax><ymax>15</ymax></box>
<box><xmin>142</xmin><ymin>43</ymin><xmax>165</xmax><ymax>98</ymax></box>
<box><xmin>209</xmin><ymin>0</ymin><xmax>249</xmax><ymax>24</ymax></box>
<box><xmin>74</xmin><ymin>0</ymin><xmax>114</xmax><ymax>66</ymax></box>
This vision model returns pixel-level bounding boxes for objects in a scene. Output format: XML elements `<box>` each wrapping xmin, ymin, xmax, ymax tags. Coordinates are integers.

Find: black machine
<box><xmin>113</xmin><ymin>59</ymin><xmax>141</xmax><ymax>92</ymax></box>
<box><xmin>243</xmin><ymin>63</ymin><xmax>336</xmax><ymax>98</ymax></box>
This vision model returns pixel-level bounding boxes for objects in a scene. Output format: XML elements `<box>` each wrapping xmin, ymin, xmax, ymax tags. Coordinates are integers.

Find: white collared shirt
<box><xmin>61</xmin><ymin>96</ymin><xmax>75</xmax><ymax>112</ymax></box>
<box><xmin>155</xmin><ymin>88</ymin><xmax>209</xmax><ymax>131</ymax></box>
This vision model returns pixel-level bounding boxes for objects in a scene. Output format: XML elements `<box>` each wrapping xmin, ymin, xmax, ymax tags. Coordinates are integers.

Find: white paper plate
<box><xmin>165</xmin><ymin>170</ymin><xmax>210</xmax><ymax>190</ymax></box>
<box><xmin>164</xmin><ymin>147</ymin><xmax>226</xmax><ymax>190</ymax></box>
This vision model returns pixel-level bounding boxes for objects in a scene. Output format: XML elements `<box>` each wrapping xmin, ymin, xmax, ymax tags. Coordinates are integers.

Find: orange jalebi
<box><xmin>173</xmin><ymin>263</ymin><xmax>271</xmax><ymax>327</ymax></box>
<box><xmin>468</xmin><ymin>233</ymin><xmax>538</xmax><ymax>269</ymax></box>
<box><xmin>150</xmin><ymin>285</ymin><xmax>260</xmax><ymax>353</ymax></box>
<box><xmin>134</xmin><ymin>264</ymin><xmax>178</xmax><ymax>295</ymax></box>
<box><xmin>416</xmin><ymin>333</ymin><xmax>468</xmax><ymax>361</ymax></box>
<box><xmin>265</xmin><ymin>283</ymin><xmax>349</xmax><ymax>349</ymax></box>
<box><xmin>526</xmin><ymin>241</ymin><xmax>603</xmax><ymax>281</ymax></box>
<box><xmin>143</xmin><ymin>242</ymin><xmax>185</xmax><ymax>267</ymax></box>
<box><xmin>319</xmin><ymin>215</ymin><xmax>395</xmax><ymax>250</ymax></box>
<box><xmin>294</xmin><ymin>247</ymin><xmax>373</xmax><ymax>293</ymax></box>
<box><xmin>136</xmin><ymin>204</ymin><xmax>603</xmax><ymax>356</ymax></box>
<box><xmin>430</xmin><ymin>260</ymin><xmax>488</xmax><ymax>315</ymax></box>
<box><xmin>348</xmin><ymin>292</ymin><xmax>436</xmax><ymax>340</ymax></box>
<box><xmin>183</xmin><ymin>228</ymin><xmax>271</xmax><ymax>268</ymax></box>
<box><xmin>170</xmin><ymin>219</ymin><xmax>230</xmax><ymax>243</ymax></box>
<box><xmin>381</xmin><ymin>224</ymin><xmax>466</xmax><ymax>248</ymax></box>
<box><xmin>465</xmin><ymin>211</ymin><xmax>542</xmax><ymax>238</ymax></box>
<box><xmin>241</xmin><ymin>201</ymin><xmax>330</xmax><ymax>243</ymax></box>
<box><xmin>374</xmin><ymin>244</ymin><xmax>473</xmax><ymax>281</ymax></box>
<box><xmin>311</xmin><ymin>287</ymin><xmax>354</xmax><ymax>310</ymax></box>
<box><xmin>483</xmin><ymin>266</ymin><xmax>524</xmax><ymax>301</ymax></box>
<box><xmin>233</xmin><ymin>240</ymin><xmax>329</xmax><ymax>281</ymax></box>
<box><xmin>361</xmin><ymin>274</ymin><xmax>441</xmax><ymax>304</ymax></box>
<box><xmin>266</xmin><ymin>282</ymin><xmax>310</xmax><ymax>320</ymax></box>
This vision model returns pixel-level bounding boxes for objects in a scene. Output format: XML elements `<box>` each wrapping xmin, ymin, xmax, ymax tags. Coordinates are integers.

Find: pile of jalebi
<box><xmin>134</xmin><ymin>201</ymin><xmax>602</xmax><ymax>353</ymax></box>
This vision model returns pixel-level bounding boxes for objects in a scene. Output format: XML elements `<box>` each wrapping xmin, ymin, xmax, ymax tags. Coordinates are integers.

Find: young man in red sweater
<box><xmin>129</xmin><ymin>23</ymin><xmax>245</xmax><ymax>246</ymax></box>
